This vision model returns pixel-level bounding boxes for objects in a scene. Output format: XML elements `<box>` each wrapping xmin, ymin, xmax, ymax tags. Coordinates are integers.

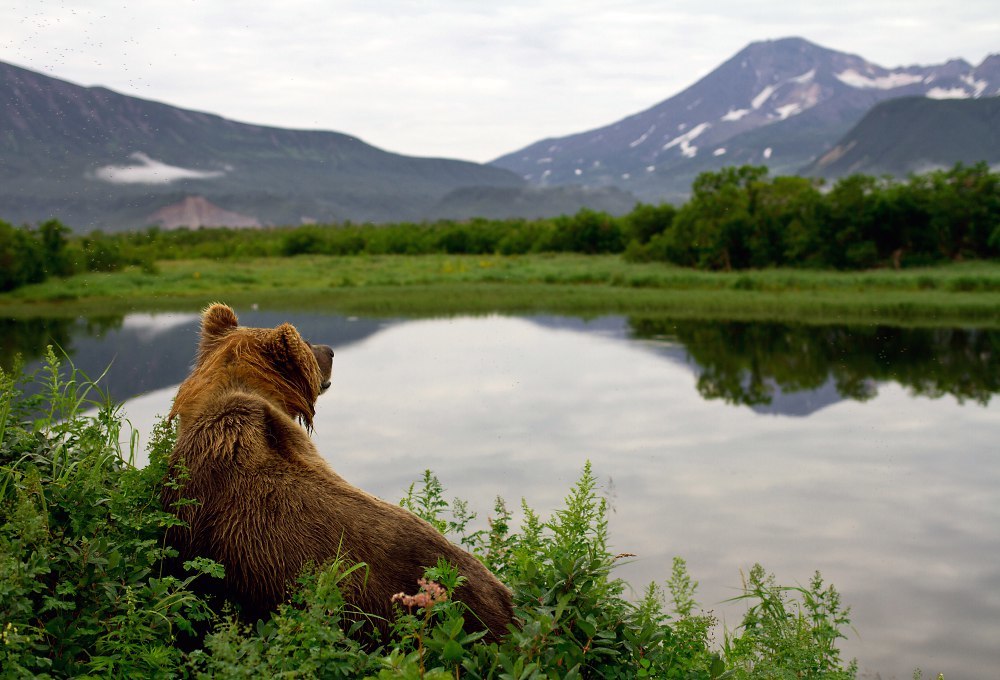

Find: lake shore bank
<box><xmin>1</xmin><ymin>254</ymin><xmax>998</xmax><ymax>327</ymax></box>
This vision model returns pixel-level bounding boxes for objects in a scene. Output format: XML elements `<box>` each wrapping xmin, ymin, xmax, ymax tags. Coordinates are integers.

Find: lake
<box><xmin>4</xmin><ymin>309</ymin><xmax>998</xmax><ymax>679</ymax></box>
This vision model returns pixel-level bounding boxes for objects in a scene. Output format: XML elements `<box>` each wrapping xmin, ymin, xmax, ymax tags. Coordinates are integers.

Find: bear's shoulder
<box><xmin>173</xmin><ymin>388</ymin><xmax>311</xmax><ymax>469</ymax></box>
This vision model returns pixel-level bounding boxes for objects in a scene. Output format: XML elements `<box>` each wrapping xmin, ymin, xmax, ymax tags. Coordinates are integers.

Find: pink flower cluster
<box><xmin>391</xmin><ymin>578</ymin><xmax>449</xmax><ymax>610</ymax></box>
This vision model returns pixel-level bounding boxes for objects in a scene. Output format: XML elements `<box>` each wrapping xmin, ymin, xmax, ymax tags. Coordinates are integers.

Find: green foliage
<box><xmin>624</xmin><ymin>162</ymin><xmax>999</xmax><ymax>271</ymax></box>
<box><xmin>0</xmin><ymin>350</ymin><xmax>216</xmax><ymax>677</ymax></box>
<box><xmin>1</xmin><ymin>162</ymin><xmax>997</xmax><ymax>295</ymax></box>
<box><xmin>0</xmin><ymin>218</ymin><xmax>145</xmax><ymax>293</ymax></box>
<box><xmin>722</xmin><ymin>565</ymin><xmax>858</xmax><ymax>679</ymax></box>
<box><xmin>190</xmin><ymin>560</ymin><xmax>379</xmax><ymax>678</ymax></box>
<box><xmin>0</xmin><ymin>219</ymin><xmax>47</xmax><ymax>292</ymax></box>
<box><xmin>395</xmin><ymin>465</ymin><xmax>726</xmax><ymax>679</ymax></box>
<box><xmin>542</xmin><ymin>209</ymin><xmax>626</xmax><ymax>254</ymax></box>
<box><xmin>400</xmin><ymin>469</ymin><xmax>478</xmax><ymax>537</ymax></box>
<box><xmin>77</xmin><ymin>230</ymin><xmax>127</xmax><ymax>273</ymax></box>
<box><xmin>0</xmin><ymin>361</ymin><xmax>859</xmax><ymax>678</ymax></box>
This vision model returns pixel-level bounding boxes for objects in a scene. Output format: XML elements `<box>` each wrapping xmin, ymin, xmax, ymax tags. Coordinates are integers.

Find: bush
<box><xmin>79</xmin><ymin>230</ymin><xmax>128</xmax><ymax>272</ymax></box>
<box><xmin>0</xmin><ymin>351</ymin><xmax>216</xmax><ymax>677</ymax></box>
<box><xmin>1</xmin><ymin>355</ymin><xmax>860</xmax><ymax>678</ymax></box>
<box><xmin>543</xmin><ymin>210</ymin><xmax>626</xmax><ymax>254</ymax></box>
<box><xmin>722</xmin><ymin>566</ymin><xmax>857</xmax><ymax>679</ymax></box>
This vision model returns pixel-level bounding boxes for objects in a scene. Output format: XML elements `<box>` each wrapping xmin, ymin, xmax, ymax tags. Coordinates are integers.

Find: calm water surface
<box><xmin>5</xmin><ymin>310</ymin><xmax>999</xmax><ymax>679</ymax></box>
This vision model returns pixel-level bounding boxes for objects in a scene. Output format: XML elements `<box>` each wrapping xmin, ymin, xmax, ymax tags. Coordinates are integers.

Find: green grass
<box><xmin>2</xmin><ymin>254</ymin><xmax>999</xmax><ymax>326</ymax></box>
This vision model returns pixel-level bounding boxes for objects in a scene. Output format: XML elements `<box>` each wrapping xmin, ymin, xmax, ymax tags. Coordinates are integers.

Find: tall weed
<box><xmin>0</xmin><ymin>351</ymin><xmax>216</xmax><ymax>677</ymax></box>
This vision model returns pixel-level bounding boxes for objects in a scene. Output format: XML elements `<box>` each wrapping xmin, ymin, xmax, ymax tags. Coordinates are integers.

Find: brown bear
<box><xmin>162</xmin><ymin>303</ymin><xmax>513</xmax><ymax>640</ymax></box>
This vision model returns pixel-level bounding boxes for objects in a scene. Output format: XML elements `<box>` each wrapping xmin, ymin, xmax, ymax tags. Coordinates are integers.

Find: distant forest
<box><xmin>2</xmin><ymin>163</ymin><xmax>998</xmax><ymax>293</ymax></box>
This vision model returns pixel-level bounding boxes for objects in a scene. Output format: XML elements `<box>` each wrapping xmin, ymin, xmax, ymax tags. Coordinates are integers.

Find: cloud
<box><xmin>92</xmin><ymin>152</ymin><xmax>226</xmax><ymax>184</ymax></box>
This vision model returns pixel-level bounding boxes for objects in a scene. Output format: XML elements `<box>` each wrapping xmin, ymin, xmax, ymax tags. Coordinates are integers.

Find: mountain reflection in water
<box><xmin>3</xmin><ymin>313</ymin><xmax>998</xmax><ymax>411</ymax></box>
<box><xmin>1</xmin><ymin>311</ymin><xmax>998</xmax><ymax>678</ymax></box>
<box><xmin>628</xmin><ymin>317</ymin><xmax>1000</xmax><ymax>411</ymax></box>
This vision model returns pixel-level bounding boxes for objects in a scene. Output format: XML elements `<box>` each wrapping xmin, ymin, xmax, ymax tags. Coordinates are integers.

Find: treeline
<box><xmin>99</xmin><ymin>207</ymin><xmax>629</xmax><ymax>260</ymax></box>
<box><xmin>0</xmin><ymin>219</ymin><xmax>154</xmax><ymax>292</ymax></box>
<box><xmin>1</xmin><ymin>163</ymin><xmax>998</xmax><ymax>293</ymax></box>
<box><xmin>629</xmin><ymin>162</ymin><xmax>1000</xmax><ymax>270</ymax></box>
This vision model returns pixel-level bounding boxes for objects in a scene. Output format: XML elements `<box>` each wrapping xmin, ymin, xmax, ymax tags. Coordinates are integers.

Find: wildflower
<box><xmin>390</xmin><ymin>578</ymin><xmax>448</xmax><ymax>610</ymax></box>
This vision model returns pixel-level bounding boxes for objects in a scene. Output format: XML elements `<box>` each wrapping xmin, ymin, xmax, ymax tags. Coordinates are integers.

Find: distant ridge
<box><xmin>429</xmin><ymin>185</ymin><xmax>638</xmax><ymax>220</ymax></box>
<box><xmin>0</xmin><ymin>60</ymin><xmax>637</xmax><ymax>231</ymax></box>
<box><xmin>802</xmin><ymin>96</ymin><xmax>1000</xmax><ymax>178</ymax></box>
<box><xmin>492</xmin><ymin>38</ymin><xmax>1000</xmax><ymax>201</ymax></box>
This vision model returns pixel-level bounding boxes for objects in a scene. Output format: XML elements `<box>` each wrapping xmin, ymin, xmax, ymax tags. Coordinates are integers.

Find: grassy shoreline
<box><xmin>1</xmin><ymin>254</ymin><xmax>999</xmax><ymax>326</ymax></box>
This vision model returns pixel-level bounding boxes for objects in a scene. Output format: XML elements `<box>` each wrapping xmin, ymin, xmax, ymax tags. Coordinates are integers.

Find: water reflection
<box><xmin>0</xmin><ymin>311</ymin><xmax>387</xmax><ymax>404</ymax></box>
<box><xmin>2</xmin><ymin>311</ymin><xmax>998</xmax><ymax>678</ymax></box>
<box><xmin>4</xmin><ymin>314</ymin><xmax>998</xmax><ymax>411</ymax></box>
<box><xmin>630</xmin><ymin>318</ymin><xmax>1000</xmax><ymax>408</ymax></box>
<box><xmin>307</xmin><ymin>316</ymin><xmax>999</xmax><ymax>679</ymax></box>
<box><xmin>0</xmin><ymin>315</ymin><xmax>121</xmax><ymax>369</ymax></box>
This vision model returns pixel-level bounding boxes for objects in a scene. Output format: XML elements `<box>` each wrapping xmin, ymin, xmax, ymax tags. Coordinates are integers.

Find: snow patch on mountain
<box><xmin>790</xmin><ymin>69</ymin><xmax>816</xmax><ymax>84</ymax></box>
<box><xmin>752</xmin><ymin>85</ymin><xmax>776</xmax><ymax>109</ymax></box>
<box><xmin>722</xmin><ymin>108</ymin><xmax>750</xmax><ymax>121</ymax></box>
<box><xmin>834</xmin><ymin>69</ymin><xmax>924</xmax><ymax>89</ymax></box>
<box><xmin>93</xmin><ymin>152</ymin><xmax>226</xmax><ymax>185</ymax></box>
<box><xmin>662</xmin><ymin>122</ymin><xmax>710</xmax><ymax>158</ymax></box>
<box><xmin>927</xmin><ymin>86</ymin><xmax>970</xmax><ymax>99</ymax></box>
<box><xmin>961</xmin><ymin>74</ymin><xmax>988</xmax><ymax>96</ymax></box>
<box><xmin>775</xmin><ymin>103</ymin><xmax>802</xmax><ymax>120</ymax></box>
<box><xmin>629</xmin><ymin>125</ymin><xmax>656</xmax><ymax>148</ymax></box>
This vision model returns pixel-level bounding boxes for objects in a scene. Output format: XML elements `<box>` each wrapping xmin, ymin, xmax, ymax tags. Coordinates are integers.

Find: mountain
<box><xmin>428</xmin><ymin>185</ymin><xmax>637</xmax><ymax>220</ymax></box>
<box><xmin>0</xmin><ymin>61</ymin><xmax>636</xmax><ymax>231</ymax></box>
<box><xmin>491</xmin><ymin>38</ymin><xmax>1000</xmax><ymax>202</ymax></box>
<box><xmin>802</xmin><ymin>96</ymin><xmax>1000</xmax><ymax>177</ymax></box>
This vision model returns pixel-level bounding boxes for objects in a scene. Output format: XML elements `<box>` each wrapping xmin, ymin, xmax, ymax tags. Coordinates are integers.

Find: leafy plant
<box><xmin>1</xmin><ymin>356</ymin><xmax>860</xmax><ymax>678</ymax></box>
<box><xmin>0</xmin><ymin>349</ymin><xmax>217</xmax><ymax>677</ymax></box>
<box><xmin>722</xmin><ymin>564</ymin><xmax>858</xmax><ymax>679</ymax></box>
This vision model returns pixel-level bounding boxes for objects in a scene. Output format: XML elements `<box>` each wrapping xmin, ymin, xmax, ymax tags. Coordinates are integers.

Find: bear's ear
<box><xmin>199</xmin><ymin>303</ymin><xmax>239</xmax><ymax>358</ymax></box>
<box><xmin>267</xmin><ymin>323</ymin><xmax>307</xmax><ymax>366</ymax></box>
<box><xmin>266</xmin><ymin>322</ymin><xmax>319</xmax><ymax>426</ymax></box>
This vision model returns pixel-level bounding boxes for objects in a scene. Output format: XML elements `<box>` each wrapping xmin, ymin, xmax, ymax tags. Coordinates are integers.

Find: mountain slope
<box><xmin>3</xmin><ymin>61</ymin><xmax>635</xmax><ymax>230</ymax></box>
<box><xmin>492</xmin><ymin>38</ymin><xmax>1000</xmax><ymax>201</ymax></box>
<box><xmin>802</xmin><ymin>96</ymin><xmax>1000</xmax><ymax>177</ymax></box>
<box><xmin>428</xmin><ymin>185</ymin><xmax>637</xmax><ymax>220</ymax></box>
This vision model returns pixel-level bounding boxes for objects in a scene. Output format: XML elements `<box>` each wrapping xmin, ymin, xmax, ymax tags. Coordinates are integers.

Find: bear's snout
<box><xmin>312</xmin><ymin>344</ymin><xmax>334</xmax><ymax>392</ymax></box>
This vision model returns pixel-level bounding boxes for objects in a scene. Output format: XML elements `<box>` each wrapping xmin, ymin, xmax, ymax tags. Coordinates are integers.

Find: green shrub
<box><xmin>1</xmin><ymin>355</ymin><xmax>860</xmax><ymax>678</ymax></box>
<box><xmin>722</xmin><ymin>565</ymin><xmax>858</xmax><ymax>679</ymax></box>
<box><xmin>0</xmin><ymin>350</ymin><xmax>217</xmax><ymax>678</ymax></box>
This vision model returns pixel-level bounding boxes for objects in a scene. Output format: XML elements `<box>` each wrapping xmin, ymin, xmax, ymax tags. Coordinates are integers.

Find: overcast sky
<box><xmin>2</xmin><ymin>1</ymin><xmax>997</xmax><ymax>162</ymax></box>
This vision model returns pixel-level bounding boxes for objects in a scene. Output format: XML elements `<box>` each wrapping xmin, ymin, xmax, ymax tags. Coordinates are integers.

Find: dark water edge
<box><xmin>3</xmin><ymin>311</ymin><xmax>998</xmax><ymax>411</ymax></box>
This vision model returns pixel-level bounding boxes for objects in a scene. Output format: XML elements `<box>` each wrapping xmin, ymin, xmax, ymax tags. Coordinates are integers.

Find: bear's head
<box><xmin>169</xmin><ymin>303</ymin><xmax>334</xmax><ymax>428</ymax></box>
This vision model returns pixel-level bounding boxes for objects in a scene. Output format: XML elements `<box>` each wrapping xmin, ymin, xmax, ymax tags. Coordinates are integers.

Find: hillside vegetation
<box><xmin>804</xmin><ymin>96</ymin><xmax>1000</xmax><ymax>179</ymax></box>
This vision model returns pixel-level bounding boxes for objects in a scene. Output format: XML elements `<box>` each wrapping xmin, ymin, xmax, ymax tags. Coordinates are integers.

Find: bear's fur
<box><xmin>162</xmin><ymin>303</ymin><xmax>513</xmax><ymax>639</ymax></box>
